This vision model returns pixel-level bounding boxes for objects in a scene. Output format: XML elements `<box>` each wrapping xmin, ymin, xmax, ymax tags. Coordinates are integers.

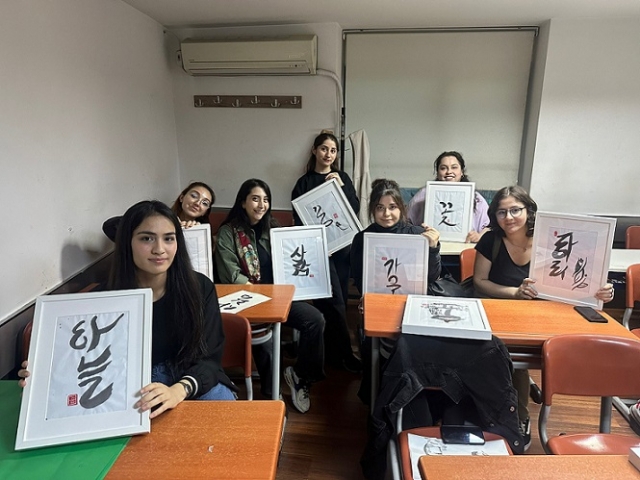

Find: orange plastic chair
<box><xmin>626</xmin><ymin>226</ymin><xmax>640</xmax><ymax>249</ymax></box>
<box><xmin>221</xmin><ymin>312</ymin><xmax>254</xmax><ymax>400</ymax></box>
<box><xmin>623</xmin><ymin>264</ymin><xmax>640</xmax><ymax>329</ymax></box>
<box><xmin>538</xmin><ymin>334</ymin><xmax>640</xmax><ymax>454</ymax></box>
<box><xmin>459</xmin><ymin>248</ymin><xmax>477</xmax><ymax>281</ymax></box>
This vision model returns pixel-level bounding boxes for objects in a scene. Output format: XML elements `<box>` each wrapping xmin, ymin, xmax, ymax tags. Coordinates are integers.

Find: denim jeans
<box><xmin>252</xmin><ymin>300</ymin><xmax>325</xmax><ymax>396</ymax></box>
<box><xmin>151</xmin><ymin>363</ymin><xmax>235</xmax><ymax>400</ymax></box>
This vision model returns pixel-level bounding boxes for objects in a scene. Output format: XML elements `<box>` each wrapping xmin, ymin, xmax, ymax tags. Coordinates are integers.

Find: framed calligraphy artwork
<box><xmin>183</xmin><ymin>224</ymin><xmax>214</xmax><ymax>281</ymax></box>
<box><xmin>530</xmin><ymin>212</ymin><xmax>616</xmax><ymax>309</ymax></box>
<box><xmin>16</xmin><ymin>288</ymin><xmax>153</xmax><ymax>450</ymax></box>
<box><xmin>401</xmin><ymin>295</ymin><xmax>492</xmax><ymax>340</ymax></box>
<box><xmin>423</xmin><ymin>181</ymin><xmax>475</xmax><ymax>242</ymax></box>
<box><xmin>270</xmin><ymin>226</ymin><xmax>331</xmax><ymax>301</ymax></box>
<box><xmin>291</xmin><ymin>178</ymin><xmax>363</xmax><ymax>254</ymax></box>
<box><xmin>362</xmin><ymin>233</ymin><xmax>430</xmax><ymax>295</ymax></box>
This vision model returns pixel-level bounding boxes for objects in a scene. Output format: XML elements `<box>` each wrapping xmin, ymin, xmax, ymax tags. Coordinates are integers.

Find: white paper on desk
<box><xmin>218</xmin><ymin>290</ymin><xmax>271</xmax><ymax>313</ymax></box>
<box><xmin>407</xmin><ymin>433</ymin><xmax>510</xmax><ymax>480</ymax></box>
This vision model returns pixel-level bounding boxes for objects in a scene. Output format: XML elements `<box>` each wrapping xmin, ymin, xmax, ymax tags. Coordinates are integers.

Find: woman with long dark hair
<box><xmin>291</xmin><ymin>132</ymin><xmax>362</xmax><ymax>373</ymax></box>
<box><xmin>215</xmin><ymin>179</ymin><xmax>325</xmax><ymax>413</ymax></box>
<box><xmin>21</xmin><ymin>200</ymin><xmax>235</xmax><ymax>418</ymax></box>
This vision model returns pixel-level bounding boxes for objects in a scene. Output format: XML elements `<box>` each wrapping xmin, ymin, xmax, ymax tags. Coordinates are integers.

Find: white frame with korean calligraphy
<box><xmin>530</xmin><ymin>211</ymin><xmax>616</xmax><ymax>309</ymax></box>
<box><xmin>291</xmin><ymin>178</ymin><xmax>363</xmax><ymax>254</ymax></box>
<box><xmin>401</xmin><ymin>295</ymin><xmax>492</xmax><ymax>340</ymax></box>
<box><xmin>362</xmin><ymin>233</ymin><xmax>430</xmax><ymax>295</ymax></box>
<box><xmin>15</xmin><ymin>289</ymin><xmax>153</xmax><ymax>450</ymax></box>
<box><xmin>423</xmin><ymin>181</ymin><xmax>475</xmax><ymax>242</ymax></box>
<box><xmin>270</xmin><ymin>225</ymin><xmax>331</xmax><ymax>301</ymax></box>
<box><xmin>183</xmin><ymin>224</ymin><xmax>214</xmax><ymax>281</ymax></box>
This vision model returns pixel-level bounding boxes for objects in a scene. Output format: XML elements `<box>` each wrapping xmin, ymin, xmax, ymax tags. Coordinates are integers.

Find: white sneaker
<box><xmin>284</xmin><ymin>366</ymin><xmax>310</xmax><ymax>414</ymax></box>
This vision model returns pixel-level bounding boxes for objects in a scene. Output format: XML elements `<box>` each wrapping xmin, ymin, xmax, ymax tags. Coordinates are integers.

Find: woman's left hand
<box><xmin>595</xmin><ymin>283</ymin><xmax>614</xmax><ymax>303</ymax></box>
<box><xmin>324</xmin><ymin>172</ymin><xmax>344</xmax><ymax>187</ymax></box>
<box><xmin>180</xmin><ymin>220</ymin><xmax>200</xmax><ymax>229</ymax></box>
<box><xmin>135</xmin><ymin>382</ymin><xmax>187</xmax><ymax>419</ymax></box>
<box><xmin>421</xmin><ymin>225</ymin><xmax>440</xmax><ymax>248</ymax></box>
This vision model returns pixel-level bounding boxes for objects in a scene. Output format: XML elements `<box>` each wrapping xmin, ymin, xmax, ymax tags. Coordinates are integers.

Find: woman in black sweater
<box><xmin>291</xmin><ymin>132</ymin><xmax>361</xmax><ymax>372</ymax></box>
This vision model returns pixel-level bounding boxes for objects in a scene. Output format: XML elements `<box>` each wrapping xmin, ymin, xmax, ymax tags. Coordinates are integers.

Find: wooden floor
<box><xmin>245</xmin><ymin>304</ymin><xmax>639</xmax><ymax>480</ymax></box>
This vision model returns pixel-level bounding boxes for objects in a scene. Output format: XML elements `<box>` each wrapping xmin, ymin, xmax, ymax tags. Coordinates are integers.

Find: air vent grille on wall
<box><xmin>181</xmin><ymin>35</ymin><xmax>317</xmax><ymax>76</ymax></box>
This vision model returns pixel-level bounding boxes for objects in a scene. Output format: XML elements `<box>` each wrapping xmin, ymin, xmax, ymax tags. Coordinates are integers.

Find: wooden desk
<box><xmin>107</xmin><ymin>400</ymin><xmax>286</xmax><ymax>480</ymax></box>
<box><xmin>418</xmin><ymin>454</ymin><xmax>640</xmax><ymax>480</ymax></box>
<box><xmin>609</xmin><ymin>248</ymin><xmax>640</xmax><ymax>273</ymax></box>
<box><xmin>440</xmin><ymin>241</ymin><xmax>475</xmax><ymax>256</ymax></box>
<box><xmin>364</xmin><ymin>294</ymin><xmax>640</xmax><ymax>410</ymax></box>
<box><xmin>216</xmin><ymin>284</ymin><xmax>294</xmax><ymax>400</ymax></box>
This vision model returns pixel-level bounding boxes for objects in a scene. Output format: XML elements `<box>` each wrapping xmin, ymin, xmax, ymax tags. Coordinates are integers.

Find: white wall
<box><xmin>0</xmin><ymin>0</ymin><xmax>179</xmax><ymax>324</ymax></box>
<box><xmin>169</xmin><ymin>23</ymin><xmax>342</xmax><ymax>209</ymax></box>
<box><xmin>529</xmin><ymin>18</ymin><xmax>640</xmax><ymax>215</ymax></box>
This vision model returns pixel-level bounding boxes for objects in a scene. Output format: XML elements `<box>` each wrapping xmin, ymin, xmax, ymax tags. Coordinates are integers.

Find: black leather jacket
<box><xmin>361</xmin><ymin>334</ymin><xmax>524</xmax><ymax>480</ymax></box>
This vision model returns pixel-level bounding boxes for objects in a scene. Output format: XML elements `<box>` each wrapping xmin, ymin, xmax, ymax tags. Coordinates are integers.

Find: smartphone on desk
<box><xmin>440</xmin><ymin>425</ymin><xmax>485</xmax><ymax>445</ymax></box>
<box><xmin>574</xmin><ymin>306</ymin><xmax>608</xmax><ymax>323</ymax></box>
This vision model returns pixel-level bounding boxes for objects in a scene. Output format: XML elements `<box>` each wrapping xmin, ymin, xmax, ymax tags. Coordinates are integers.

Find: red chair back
<box><xmin>459</xmin><ymin>248</ymin><xmax>477</xmax><ymax>281</ymax></box>
<box><xmin>627</xmin><ymin>226</ymin><xmax>640</xmax><ymax>249</ymax></box>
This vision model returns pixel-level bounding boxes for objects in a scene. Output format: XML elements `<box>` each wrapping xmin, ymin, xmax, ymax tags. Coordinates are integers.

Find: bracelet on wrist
<box><xmin>179</xmin><ymin>380</ymin><xmax>193</xmax><ymax>399</ymax></box>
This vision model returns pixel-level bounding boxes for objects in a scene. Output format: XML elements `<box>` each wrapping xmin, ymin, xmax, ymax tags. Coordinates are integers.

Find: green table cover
<box><xmin>0</xmin><ymin>382</ymin><xmax>129</xmax><ymax>480</ymax></box>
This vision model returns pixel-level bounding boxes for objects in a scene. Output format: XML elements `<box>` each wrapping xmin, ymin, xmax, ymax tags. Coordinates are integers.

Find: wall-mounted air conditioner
<box><xmin>180</xmin><ymin>35</ymin><xmax>317</xmax><ymax>76</ymax></box>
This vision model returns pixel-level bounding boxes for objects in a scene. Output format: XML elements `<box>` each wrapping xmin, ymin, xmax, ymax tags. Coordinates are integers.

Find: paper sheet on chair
<box><xmin>218</xmin><ymin>290</ymin><xmax>271</xmax><ymax>313</ymax></box>
<box><xmin>408</xmin><ymin>433</ymin><xmax>510</xmax><ymax>480</ymax></box>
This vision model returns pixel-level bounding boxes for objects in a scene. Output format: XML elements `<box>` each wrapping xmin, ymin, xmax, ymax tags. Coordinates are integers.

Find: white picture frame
<box><xmin>424</xmin><ymin>181</ymin><xmax>475</xmax><ymax>242</ymax></box>
<box><xmin>183</xmin><ymin>224</ymin><xmax>214</xmax><ymax>281</ymax></box>
<box><xmin>291</xmin><ymin>178</ymin><xmax>363</xmax><ymax>254</ymax></box>
<box><xmin>362</xmin><ymin>233</ymin><xmax>430</xmax><ymax>295</ymax></box>
<box><xmin>270</xmin><ymin>225</ymin><xmax>332</xmax><ymax>301</ymax></box>
<box><xmin>16</xmin><ymin>289</ymin><xmax>153</xmax><ymax>450</ymax></box>
<box><xmin>530</xmin><ymin>212</ymin><xmax>616</xmax><ymax>309</ymax></box>
<box><xmin>401</xmin><ymin>295</ymin><xmax>492</xmax><ymax>341</ymax></box>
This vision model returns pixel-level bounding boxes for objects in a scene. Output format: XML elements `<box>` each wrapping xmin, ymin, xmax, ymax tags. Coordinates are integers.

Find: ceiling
<box><xmin>120</xmin><ymin>0</ymin><xmax>640</xmax><ymax>29</ymax></box>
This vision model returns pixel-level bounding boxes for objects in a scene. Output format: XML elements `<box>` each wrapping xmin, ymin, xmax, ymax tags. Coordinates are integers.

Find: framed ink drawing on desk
<box><xmin>530</xmin><ymin>212</ymin><xmax>616</xmax><ymax>309</ymax></box>
<box><xmin>402</xmin><ymin>295</ymin><xmax>492</xmax><ymax>340</ymax></box>
<box><xmin>292</xmin><ymin>178</ymin><xmax>363</xmax><ymax>254</ymax></box>
<box><xmin>16</xmin><ymin>289</ymin><xmax>153</xmax><ymax>450</ymax></box>
<box><xmin>270</xmin><ymin>225</ymin><xmax>331</xmax><ymax>301</ymax></box>
<box><xmin>183</xmin><ymin>224</ymin><xmax>214</xmax><ymax>281</ymax></box>
<box><xmin>423</xmin><ymin>181</ymin><xmax>475</xmax><ymax>242</ymax></box>
<box><xmin>362</xmin><ymin>233</ymin><xmax>430</xmax><ymax>295</ymax></box>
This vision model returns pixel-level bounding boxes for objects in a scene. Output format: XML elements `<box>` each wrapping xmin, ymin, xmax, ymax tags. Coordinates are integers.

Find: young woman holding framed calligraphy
<box><xmin>350</xmin><ymin>178</ymin><xmax>442</xmax><ymax>404</ymax></box>
<box><xmin>291</xmin><ymin>132</ymin><xmax>362</xmax><ymax>373</ymax></box>
<box><xmin>407</xmin><ymin>151</ymin><xmax>490</xmax><ymax>243</ymax></box>
<box><xmin>20</xmin><ymin>200</ymin><xmax>235</xmax><ymax>418</ymax></box>
<box><xmin>215</xmin><ymin>178</ymin><xmax>325</xmax><ymax>414</ymax></box>
<box><xmin>472</xmin><ymin>185</ymin><xmax>614</xmax><ymax>449</ymax></box>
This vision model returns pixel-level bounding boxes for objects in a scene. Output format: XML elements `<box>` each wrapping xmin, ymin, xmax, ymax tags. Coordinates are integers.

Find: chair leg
<box><xmin>388</xmin><ymin>438</ymin><xmax>402</xmax><ymax>480</ymax></box>
<box><xmin>245</xmin><ymin>377</ymin><xmax>253</xmax><ymax>401</ymax></box>
<box><xmin>599</xmin><ymin>396</ymin><xmax>612</xmax><ymax>433</ymax></box>
<box><xmin>623</xmin><ymin>308</ymin><xmax>633</xmax><ymax>330</ymax></box>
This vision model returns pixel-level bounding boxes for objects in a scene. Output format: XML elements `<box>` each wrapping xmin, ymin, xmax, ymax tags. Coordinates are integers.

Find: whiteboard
<box><xmin>344</xmin><ymin>29</ymin><xmax>535</xmax><ymax>191</ymax></box>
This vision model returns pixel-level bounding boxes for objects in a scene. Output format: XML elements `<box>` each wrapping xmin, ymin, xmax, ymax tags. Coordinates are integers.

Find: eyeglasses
<box><xmin>188</xmin><ymin>191</ymin><xmax>212</xmax><ymax>208</ymax></box>
<box><xmin>495</xmin><ymin>207</ymin><xmax>526</xmax><ymax>220</ymax></box>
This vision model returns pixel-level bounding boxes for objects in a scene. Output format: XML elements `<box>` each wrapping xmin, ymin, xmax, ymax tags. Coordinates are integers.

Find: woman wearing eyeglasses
<box><xmin>472</xmin><ymin>185</ymin><xmax>614</xmax><ymax>450</ymax></box>
<box><xmin>170</xmin><ymin>181</ymin><xmax>215</xmax><ymax>228</ymax></box>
